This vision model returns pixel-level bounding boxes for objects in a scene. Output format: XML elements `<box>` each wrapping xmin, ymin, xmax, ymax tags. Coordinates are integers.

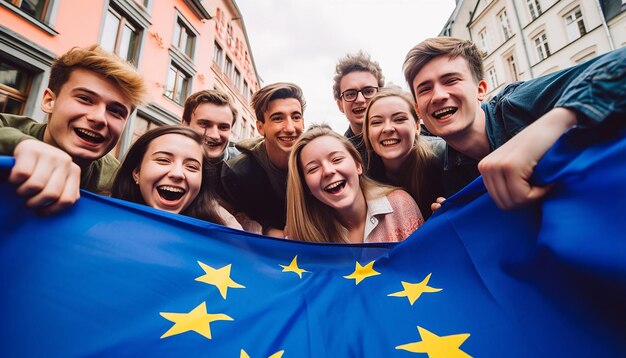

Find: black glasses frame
<box><xmin>340</xmin><ymin>86</ymin><xmax>379</xmax><ymax>102</ymax></box>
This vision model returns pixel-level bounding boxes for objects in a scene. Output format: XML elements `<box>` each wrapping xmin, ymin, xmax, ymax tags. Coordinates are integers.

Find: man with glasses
<box><xmin>333</xmin><ymin>52</ymin><xmax>384</xmax><ymax>167</ymax></box>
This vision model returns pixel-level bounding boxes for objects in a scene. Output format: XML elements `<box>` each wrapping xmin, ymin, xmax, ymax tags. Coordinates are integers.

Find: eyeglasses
<box><xmin>340</xmin><ymin>86</ymin><xmax>379</xmax><ymax>102</ymax></box>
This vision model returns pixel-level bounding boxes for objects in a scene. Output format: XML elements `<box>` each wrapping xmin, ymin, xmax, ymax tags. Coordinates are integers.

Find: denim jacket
<box><xmin>443</xmin><ymin>47</ymin><xmax>626</xmax><ymax>197</ymax></box>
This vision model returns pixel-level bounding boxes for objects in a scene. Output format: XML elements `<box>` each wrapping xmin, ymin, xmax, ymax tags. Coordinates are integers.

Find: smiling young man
<box><xmin>0</xmin><ymin>44</ymin><xmax>146</xmax><ymax>214</ymax></box>
<box><xmin>221</xmin><ymin>82</ymin><xmax>305</xmax><ymax>237</ymax></box>
<box><xmin>182</xmin><ymin>89</ymin><xmax>239</xmax><ymax>162</ymax></box>
<box><xmin>333</xmin><ymin>52</ymin><xmax>385</xmax><ymax>167</ymax></box>
<box><xmin>403</xmin><ymin>37</ymin><xmax>625</xmax><ymax>208</ymax></box>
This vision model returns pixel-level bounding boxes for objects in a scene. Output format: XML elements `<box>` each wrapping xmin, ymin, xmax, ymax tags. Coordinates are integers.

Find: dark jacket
<box><xmin>220</xmin><ymin>137</ymin><xmax>287</xmax><ymax>230</ymax></box>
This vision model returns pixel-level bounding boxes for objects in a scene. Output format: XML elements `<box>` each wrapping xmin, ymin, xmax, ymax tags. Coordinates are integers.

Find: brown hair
<box><xmin>333</xmin><ymin>51</ymin><xmax>385</xmax><ymax>100</ymax></box>
<box><xmin>403</xmin><ymin>37</ymin><xmax>484</xmax><ymax>99</ymax></box>
<box><xmin>363</xmin><ymin>87</ymin><xmax>435</xmax><ymax>209</ymax></box>
<box><xmin>182</xmin><ymin>89</ymin><xmax>238</xmax><ymax>125</ymax></box>
<box><xmin>48</xmin><ymin>44</ymin><xmax>147</xmax><ymax>110</ymax></box>
<box><xmin>250</xmin><ymin>82</ymin><xmax>306</xmax><ymax>123</ymax></box>
<box><xmin>286</xmin><ymin>124</ymin><xmax>396</xmax><ymax>243</ymax></box>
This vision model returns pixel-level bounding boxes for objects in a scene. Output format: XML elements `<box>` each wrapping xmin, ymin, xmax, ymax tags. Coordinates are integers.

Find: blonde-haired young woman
<box><xmin>286</xmin><ymin>124</ymin><xmax>423</xmax><ymax>243</ymax></box>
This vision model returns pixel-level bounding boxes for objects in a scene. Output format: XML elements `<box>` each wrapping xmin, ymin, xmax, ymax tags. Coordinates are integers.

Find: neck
<box><xmin>349</xmin><ymin>122</ymin><xmax>363</xmax><ymax>136</ymax></box>
<box><xmin>336</xmin><ymin>188</ymin><xmax>367</xmax><ymax>243</ymax></box>
<box><xmin>382</xmin><ymin>152</ymin><xmax>411</xmax><ymax>177</ymax></box>
<box><xmin>447</xmin><ymin>108</ymin><xmax>490</xmax><ymax>160</ymax></box>
<box><xmin>265</xmin><ymin>145</ymin><xmax>289</xmax><ymax>171</ymax></box>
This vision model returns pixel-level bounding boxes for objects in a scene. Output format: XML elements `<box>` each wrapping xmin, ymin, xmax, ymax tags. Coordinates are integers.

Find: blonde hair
<box><xmin>49</xmin><ymin>44</ymin><xmax>147</xmax><ymax>110</ymax></box>
<box><xmin>363</xmin><ymin>87</ymin><xmax>435</xmax><ymax>207</ymax></box>
<box><xmin>286</xmin><ymin>124</ymin><xmax>396</xmax><ymax>243</ymax></box>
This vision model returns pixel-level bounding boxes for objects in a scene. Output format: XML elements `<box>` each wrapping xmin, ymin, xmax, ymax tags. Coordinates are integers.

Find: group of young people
<box><xmin>1</xmin><ymin>38</ymin><xmax>624</xmax><ymax>244</ymax></box>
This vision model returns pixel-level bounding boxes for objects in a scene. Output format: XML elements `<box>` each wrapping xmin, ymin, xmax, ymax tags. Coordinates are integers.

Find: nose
<box><xmin>87</xmin><ymin>104</ymin><xmax>107</xmax><ymax>128</ymax></box>
<box><xmin>382</xmin><ymin>120</ymin><xmax>395</xmax><ymax>133</ymax></box>
<box><xmin>321</xmin><ymin>161</ymin><xmax>336</xmax><ymax>176</ymax></box>
<box><xmin>203</xmin><ymin>126</ymin><xmax>220</xmax><ymax>141</ymax></box>
<box><xmin>168</xmin><ymin>162</ymin><xmax>185</xmax><ymax>180</ymax></box>
<box><xmin>431</xmin><ymin>83</ymin><xmax>449</xmax><ymax>102</ymax></box>
<box><xmin>283</xmin><ymin>118</ymin><xmax>296</xmax><ymax>133</ymax></box>
<box><xmin>355</xmin><ymin>90</ymin><xmax>366</xmax><ymax>103</ymax></box>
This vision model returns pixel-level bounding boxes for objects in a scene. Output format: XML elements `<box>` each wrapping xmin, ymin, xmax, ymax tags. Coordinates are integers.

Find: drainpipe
<box><xmin>594</xmin><ymin>0</ymin><xmax>616</xmax><ymax>50</ymax></box>
<box><xmin>510</xmin><ymin>0</ymin><xmax>535</xmax><ymax>79</ymax></box>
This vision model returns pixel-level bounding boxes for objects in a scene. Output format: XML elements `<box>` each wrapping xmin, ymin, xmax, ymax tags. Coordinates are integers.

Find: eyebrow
<box><xmin>151</xmin><ymin>151</ymin><xmax>202</xmax><ymax>163</ymax></box>
<box><xmin>416</xmin><ymin>71</ymin><xmax>463</xmax><ymax>89</ymax></box>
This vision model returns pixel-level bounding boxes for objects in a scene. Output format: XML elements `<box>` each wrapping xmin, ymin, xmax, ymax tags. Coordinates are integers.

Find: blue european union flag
<box><xmin>0</xmin><ymin>119</ymin><xmax>624</xmax><ymax>357</ymax></box>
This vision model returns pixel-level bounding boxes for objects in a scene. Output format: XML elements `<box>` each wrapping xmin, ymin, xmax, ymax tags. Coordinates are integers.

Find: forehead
<box><xmin>266</xmin><ymin>97</ymin><xmax>302</xmax><ymax>114</ymax></box>
<box><xmin>61</xmin><ymin>68</ymin><xmax>132</xmax><ymax>109</ymax></box>
<box><xmin>146</xmin><ymin>133</ymin><xmax>203</xmax><ymax>159</ymax></box>
<box><xmin>191</xmin><ymin>102</ymin><xmax>233</xmax><ymax>124</ymax></box>
<box><xmin>340</xmin><ymin>71</ymin><xmax>378</xmax><ymax>90</ymax></box>
<box><xmin>369</xmin><ymin>96</ymin><xmax>411</xmax><ymax>114</ymax></box>
<box><xmin>301</xmin><ymin>135</ymin><xmax>348</xmax><ymax>162</ymax></box>
<box><xmin>412</xmin><ymin>56</ymin><xmax>473</xmax><ymax>86</ymax></box>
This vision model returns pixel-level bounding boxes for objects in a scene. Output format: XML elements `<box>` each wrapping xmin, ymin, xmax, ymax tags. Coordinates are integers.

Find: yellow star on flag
<box><xmin>160</xmin><ymin>301</ymin><xmax>233</xmax><ymax>340</ymax></box>
<box><xmin>195</xmin><ymin>261</ymin><xmax>245</xmax><ymax>299</ymax></box>
<box><xmin>343</xmin><ymin>260</ymin><xmax>380</xmax><ymax>285</ymax></box>
<box><xmin>279</xmin><ymin>255</ymin><xmax>309</xmax><ymax>279</ymax></box>
<box><xmin>240</xmin><ymin>349</ymin><xmax>285</xmax><ymax>358</ymax></box>
<box><xmin>396</xmin><ymin>326</ymin><xmax>471</xmax><ymax>358</ymax></box>
<box><xmin>388</xmin><ymin>273</ymin><xmax>442</xmax><ymax>305</ymax></box>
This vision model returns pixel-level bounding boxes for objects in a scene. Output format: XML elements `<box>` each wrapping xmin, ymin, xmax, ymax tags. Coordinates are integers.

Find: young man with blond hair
<box><xmin>0</xmin><ymin>44</ymin><xmax>147</xmax><ymax>213</ymax></box>
<box><xmin>221</xmin><ymin>82</ymin><xmax>305</xmax><ymax>237</ymax></box>
<box><xmin>403</xmin><ymin>37</ymin><xmax>625</xmax><ymax>209</ymax></box>
<box><xmin>333</xmin><ymin>51</ymin><xmax>385</xmax><ymax>167</ymax></box>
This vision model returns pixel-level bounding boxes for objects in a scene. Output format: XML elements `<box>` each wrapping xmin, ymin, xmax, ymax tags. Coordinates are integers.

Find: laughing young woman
<box><xmin>111</xmin><ymin>126</ymin><xmax>241</xmax><ymax>228</ymax></box>
<box><xmin>363</xmin><ymin>87</ymin><xmax>445</xmax><ymax>219</ymax></box>
<box><xmin>286</xmin><ymin>124</ymin><xmax>424</xmax><ymax>243</ymax></box>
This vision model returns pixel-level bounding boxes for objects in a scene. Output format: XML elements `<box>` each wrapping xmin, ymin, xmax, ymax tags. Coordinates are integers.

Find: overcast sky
<box><xmin>236</xmin><ymin>0</ymin><xmax>456</xmax><ymax>134</ymax></box>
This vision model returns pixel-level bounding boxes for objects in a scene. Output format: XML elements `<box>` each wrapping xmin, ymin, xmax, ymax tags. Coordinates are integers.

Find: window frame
<box><xmin>163</xmin><ymin>62</ymin><xmax>191</xmax><ymax>106</ymax></box>
<box><xmin>498</xmin><ymin>9</ymin><xmax>512</xmax><ymax>41</ymax></box>
<box><xmin>563</xmin><ymin>6</ymin><xmax>587</xmax><ymax>42</ymax></box>
<box><xmin>533</xmin><ymin>32</ymin><xmax>551</xmax><ymax>61</ymax></box>
<box><xmin>527</xmin><ymin>0</ymin><xmax>542</xmax><ymax>20</ymax></box>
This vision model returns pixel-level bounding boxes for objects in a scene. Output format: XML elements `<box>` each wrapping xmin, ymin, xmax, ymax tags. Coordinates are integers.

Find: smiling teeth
<box><xmin>381</xmin><ymin>139</ymin><xmax>399</xmax><ymax>146</ymax></box>
<box><xmin>76</xmin><ymin>128</ymin><xmax>101</xmax><ymax>138</ymax></box>
<box><xmin>325</xmin><ymin>181</ymin><xmax>343</xmax><ymax>190</ymax></box>
<box><xmin>158</xmin><ymin>186</ymin><xmax>184</xmax><ymax>193</ymax></box>
<box><xmin>433</xmin><ymin>107</ymin><xmax>457</xmax><ymax>118</ymax></box>
<box><xmin>279</xmin><ymin>137</ymin><xmax>296</xmax><ymax>142</ymax></box>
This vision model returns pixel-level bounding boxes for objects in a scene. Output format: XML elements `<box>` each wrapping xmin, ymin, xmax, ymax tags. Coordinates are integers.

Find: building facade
<box><xmin>0</xmin><ymin>0</ymin><xmax>261</xmax><ymax>157</ymax></box>
<box><xmin>441</xmin><ymin>0</ymin><xmax>625</xmax><ymax>97</ymax></box>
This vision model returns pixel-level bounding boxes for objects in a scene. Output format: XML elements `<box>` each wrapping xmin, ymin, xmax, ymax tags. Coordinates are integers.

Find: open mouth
<box><xmin>75</xmin><ymin>128</ymin><xmax>105</xmax><ymax>144</ymax></box>
<box><xmin>324</xmin><ymin>180</ymin><xmax>346</xmax><ymax>194</ymax></box>
<box><xmin>157</xmin><ymin>185</ymin><xmax>186</xmax><ymax>201</ymax></box>
<box><xmin>432</xmin><ymin>107</ymin><xmax>458</xmax><ymax>119</ymax></box>
<box><xmin>205</xmin><ymin>141</ymin><xmax>224</xmax><ymax>148</ymax></box>
<box><xmin>278</xmin><ymin>137</ymin><xmax>297</xmax><ymax>144</ymax></box>
<box><xmin>381</xmin><ymin>139</ymin><xmax>400</xmax><ymax>146</ymax></box>
<box><xmin>352</xmin><ymin>107</ymin><xmax>366</xmax><ymax>115</ymax></box>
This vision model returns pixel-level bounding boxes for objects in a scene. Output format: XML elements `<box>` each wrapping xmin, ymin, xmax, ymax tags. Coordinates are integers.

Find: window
<box><xmin>0</xmin><ymin>59</ymin><xmax>32</xmax><ymax>114</ymax></box>
<box><xmin>533</xmin><ymin>32</ymin><xmax>551</xmax><ymax>61</ymax></box>
<box><xmin>213</xmin><ymin>42</ymin><xmax>224</xmax><ymax>68</ymax></box>
<box><xmin>4</xmin><ymin>0</ymin><xmax>49</xmax><ymax>21</ymax></box>
<box><xmin>487</xmin><ymin>67</ymin><xmax>498</xmax><ymax>89</ymax></box>
<box><xmin>234</xmin><ymin>68</ymin><xmax>241</xmax><ymax>90</ymax></box>
<box><xmin>102</xmin><ymin>7</ymin><xmax>139</xmax><ymax>64</ymax></box>
<box><xmin>527</xmin><ymin>0</ymin><xmax>542</xmax><ymax>20</ymax></box>
<box><xmin>498</xmin><ymin>10</ymin><xmax>512</xmax><ymax>41</ymax></box>
<box><xmin>506</xmin><ymin>55</ymin><xmax>519</xmax><ymax>81</ymax></box>
<box><xmin>172</xmin><ymin>17</ymin><xmax>195</xmax><ymax>58</ymax></box>
<box><xmin>564</xmin><ymin>7</ymin><xmax>586</xmax><ymax>42</ymax></box>
<box><xmin>225</xmin><ymin>56</ymin><xmax>233</xmax><ymax>80</ymax></box>
<box><xmin>164</xmin><ymin>64</ymin><xmax>190</xmax><ymax>105</ymax></box>
<box><xmin>479</xmin><ymin>28</ymin><xmax>489</xmax><ymax>52</ymax></box>
<box><xmin>243</xmin><ymin>80</ymin><xmax>249</xmax><ymax>101</ymax></box>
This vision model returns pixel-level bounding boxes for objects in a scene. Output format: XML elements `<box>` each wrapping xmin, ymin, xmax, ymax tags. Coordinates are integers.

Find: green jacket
<box><xmin>0</xmin><ymin>113</ymin><xmax>119</xmax><ymax>195</ymax></box>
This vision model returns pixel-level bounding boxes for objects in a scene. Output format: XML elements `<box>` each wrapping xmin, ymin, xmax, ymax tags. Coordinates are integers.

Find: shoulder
<box><xmin>222</xmin><ymin>151</ymin><xmax>261</xmax><ymax>178</ymax></box>
<box><xmin>387</xmin><ymin>189</ymin><xmax>419</xmax><ymax>211</ymax></box>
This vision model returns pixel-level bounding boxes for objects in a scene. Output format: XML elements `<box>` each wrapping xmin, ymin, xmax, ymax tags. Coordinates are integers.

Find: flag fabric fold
<box><xmin>0</xmin><ymin>120</ymin><xmax>624</xmax><ymax>357</ymax></box>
